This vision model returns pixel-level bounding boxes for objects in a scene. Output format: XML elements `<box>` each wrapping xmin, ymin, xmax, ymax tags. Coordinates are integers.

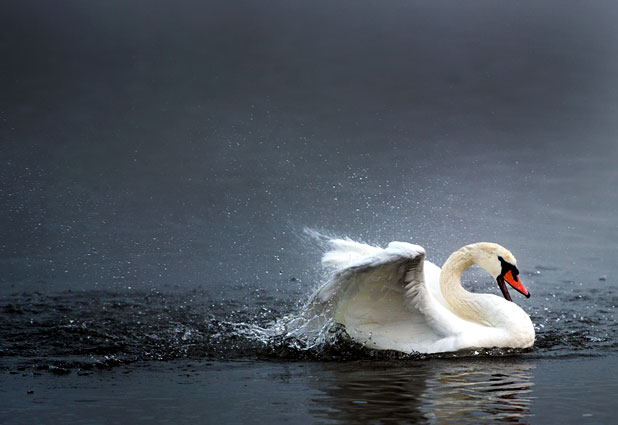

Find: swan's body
<box><xmin>310</xmin><ymin>239</ymin><xmax>535</xmax><ymax>354</ymax></box>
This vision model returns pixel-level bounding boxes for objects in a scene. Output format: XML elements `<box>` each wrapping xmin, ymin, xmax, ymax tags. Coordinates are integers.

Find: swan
<box><xmin>309</xmin><ymin>239</ymin><xmax>534</xmax><ymax>354</ymax></box>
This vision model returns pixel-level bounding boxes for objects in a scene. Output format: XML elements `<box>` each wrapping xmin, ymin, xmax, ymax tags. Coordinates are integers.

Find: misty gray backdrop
<box><xmin>2</xmin><ymin>0</ymin><xmax>618</xmax><ymax>297</ymax></box>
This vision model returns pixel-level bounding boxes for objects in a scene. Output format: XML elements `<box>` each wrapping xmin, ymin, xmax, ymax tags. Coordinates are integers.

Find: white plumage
<box><xmin>308</xmin><ymin>239</ymin><xmax>535</xmax><ymax>354</ymax></box>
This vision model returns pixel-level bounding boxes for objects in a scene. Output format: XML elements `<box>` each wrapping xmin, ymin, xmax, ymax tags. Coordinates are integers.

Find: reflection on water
<box><xmin>309</xmin><ymin>359</ymin><xmax>535</xmax><ymax>424</ymax></box>
<box><xmin>310</xmin><ymin>362</ymin><xmax>430</xmax><ymax>423</ymax></box>
<box><xmin>425</xmin><ymin>361</ymin><xmax>534</xmax><ymax>424</ymax></box>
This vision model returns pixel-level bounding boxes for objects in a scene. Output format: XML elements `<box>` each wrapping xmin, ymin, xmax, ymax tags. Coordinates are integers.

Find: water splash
<box><xmin>1</xmin><ymin>272</ymin><xmax>616</xmax><ymax>374</ymax></box>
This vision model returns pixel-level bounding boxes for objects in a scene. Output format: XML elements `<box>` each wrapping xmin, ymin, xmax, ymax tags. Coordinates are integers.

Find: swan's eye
<box><xmin>498</xmin><ymin>256</ymin><xmax>519</xmax><ymax>276</ymax></box>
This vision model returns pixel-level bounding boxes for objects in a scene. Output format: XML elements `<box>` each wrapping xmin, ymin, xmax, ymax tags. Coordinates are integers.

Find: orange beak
<box><xmin>504</xmin><ymin>270</ymin><xmax>530</xmax><ymax>298</ymax></box>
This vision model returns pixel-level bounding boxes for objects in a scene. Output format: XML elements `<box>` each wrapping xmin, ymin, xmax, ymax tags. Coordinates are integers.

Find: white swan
<box><xmin>310</xmin><ymin>239</ymin><xmax>534</xmax><ymax>354</ymax></box>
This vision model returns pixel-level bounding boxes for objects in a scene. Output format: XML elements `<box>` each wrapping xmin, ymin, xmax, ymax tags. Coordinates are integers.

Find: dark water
<box><xmin>2</xmin><ymin>0</ymin><xmax>618</xmax><ymax>423</ymax></box>
<box><xmin>3</xmin><ymin>357</ymin><xmax>618</xmax><ymax>424</ymax></box>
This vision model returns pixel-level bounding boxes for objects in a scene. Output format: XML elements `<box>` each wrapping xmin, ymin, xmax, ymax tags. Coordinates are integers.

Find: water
<box><xmin>3</xmin><ymin>357</ymin><xmax>617</xmax><ymax>424</ymax></box>
<box><xmin>2</xmin><ymin>0</ymin><xmax>618</xmax><ymax>423</ymax></box>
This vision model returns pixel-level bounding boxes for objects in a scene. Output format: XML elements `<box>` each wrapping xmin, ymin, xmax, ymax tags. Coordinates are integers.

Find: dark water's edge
<box><xmin>3</xmin><ymin>356</ymin><xmax>617</xmax><ymax>425</ymax></box>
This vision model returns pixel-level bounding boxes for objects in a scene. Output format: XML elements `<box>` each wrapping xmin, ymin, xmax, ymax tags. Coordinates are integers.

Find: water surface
<box><xmin>2</xmin><ymin>0</ymin><xmax>618</xmax><ymax>423</ymax></box>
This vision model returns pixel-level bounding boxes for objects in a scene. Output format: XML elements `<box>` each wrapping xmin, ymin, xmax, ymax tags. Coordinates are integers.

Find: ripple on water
<box><xmin>1</xmin><ymin>275</ymin><xmax>616</xmax><ymax>374</ymax></box>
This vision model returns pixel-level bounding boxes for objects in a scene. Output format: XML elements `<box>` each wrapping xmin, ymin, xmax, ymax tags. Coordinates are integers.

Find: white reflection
<box><xmin>307</xmin><ymin>359</ymin><xmax>535</xmax><ymax>424</ymax></box>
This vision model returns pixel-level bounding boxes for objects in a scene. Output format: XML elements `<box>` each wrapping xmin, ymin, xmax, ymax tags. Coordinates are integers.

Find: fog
<box><xmin>2</xmin><ymin>0</ymin><xmax>618</xmax><ymax>294</ymax></box>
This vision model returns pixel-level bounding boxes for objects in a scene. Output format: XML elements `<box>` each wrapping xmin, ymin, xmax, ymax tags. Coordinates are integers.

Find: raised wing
<box><xmin>316</xmin><ymin>240</ymin><xmax>426</xmax><ymax>303</ymax></box>
<box><xmin>311</xmin><ymin>240</ymin><xmax>468</xmax><ymax>352</ymax></box>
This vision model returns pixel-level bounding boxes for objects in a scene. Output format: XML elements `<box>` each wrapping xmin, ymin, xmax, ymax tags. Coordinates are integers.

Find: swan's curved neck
<box><xmin>440</xmin><ymin>246</ymin><xmax>492</xmax><ymax>325</ymax></box>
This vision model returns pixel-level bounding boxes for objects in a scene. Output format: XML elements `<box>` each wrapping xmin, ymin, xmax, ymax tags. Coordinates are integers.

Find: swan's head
<box><xmin>471</xmin><ymin>243</ymin><xmax>530</xmax><ymax>302</ymax></box>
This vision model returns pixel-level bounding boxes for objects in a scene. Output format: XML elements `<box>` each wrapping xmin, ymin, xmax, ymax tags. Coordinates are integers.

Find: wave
<box><xmin>0</xmin><ymin>285</ymin><xmax>615</xmax><ymax>374</ymax></box>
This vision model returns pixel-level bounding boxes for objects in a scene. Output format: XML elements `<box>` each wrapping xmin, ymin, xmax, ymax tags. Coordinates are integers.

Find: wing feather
<box><xmin>402</xmin><ymin>258</ymin><xmax>464</xmax><ymax>338</ymax></box>
<box><xmin>309</xmin><ymin>239</ymin><xmax>473</xmax><ymax>352</ymax></box>
<box><xmin>316</xmin><ymin>240</ymin><xmax>425</xmax><ymax>302</ymax></box>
